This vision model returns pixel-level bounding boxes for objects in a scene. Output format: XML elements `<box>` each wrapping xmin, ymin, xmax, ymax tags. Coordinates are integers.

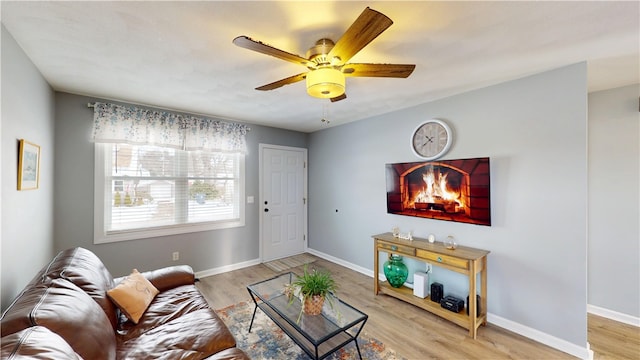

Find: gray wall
<box><xmin>308</xmin><ymin>63</ymin><xmax>588</xmax><ymax>347</ymax></box>
<box><xmin>588</xmin><ymin>84</ymin><xmax>640</xmax><ymax>317</ymax></box>
<box><xmin>1</xmin><ymin>26</ymin><xmax>56</xmax><ymax>309</ymax></box>
<box><xmin>54</xmin><ymin>92</ymin><xmax>307</xmax><ymax>277</ymax></box>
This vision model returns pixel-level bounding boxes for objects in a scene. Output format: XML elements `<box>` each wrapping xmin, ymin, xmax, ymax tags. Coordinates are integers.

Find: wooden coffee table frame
<box><xmin>247</xmin><ymin>272</ymin><xmax>368</xmax><ymax>360</ymax></box>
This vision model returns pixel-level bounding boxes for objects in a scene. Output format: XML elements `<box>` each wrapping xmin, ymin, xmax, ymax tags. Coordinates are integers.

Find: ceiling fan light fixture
<box><xmin>306</xmin><ymin>68</ymin><xmax>345</xmax><ymax>99</ymax></box>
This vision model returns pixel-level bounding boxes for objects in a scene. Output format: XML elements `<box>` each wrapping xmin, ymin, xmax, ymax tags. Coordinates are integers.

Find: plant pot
<box><xmin>302</xmin><ymin>295</ymin><xmax>325</xmax><ymax>315</ymax></box>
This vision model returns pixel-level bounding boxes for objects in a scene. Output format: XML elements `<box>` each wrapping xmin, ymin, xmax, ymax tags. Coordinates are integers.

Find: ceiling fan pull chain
<box><xmin>321</xmin><ymin>103</ymin><xmax>330</xmax><ymax>125</ymax></box>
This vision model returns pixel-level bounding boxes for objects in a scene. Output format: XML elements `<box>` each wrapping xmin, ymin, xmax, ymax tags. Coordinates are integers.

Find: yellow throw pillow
<box><xmin>107</xmin><ymin>269</ymin><xmax>159</xmax><ymax>324</ymax></box>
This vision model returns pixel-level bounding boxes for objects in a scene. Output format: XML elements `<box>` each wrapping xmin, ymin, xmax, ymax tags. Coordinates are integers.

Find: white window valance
<box><xmin>91</xmin><ymin>102</ymin><xmax>249</xmax><ymax>153</ymax></box>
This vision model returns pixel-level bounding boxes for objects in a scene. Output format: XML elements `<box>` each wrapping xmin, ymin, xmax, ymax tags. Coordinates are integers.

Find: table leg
<box><xmin>469</xmin><ymin>259</ymin><xmax>478</xmax><ymax>339</ymax></box>
<box><xmin>354</xmin><ymin>339</ymin><xmax>363</xmax><ymax>360</ymax></box>
<box><xmin>353</xmin><ymin>316</ymin><xmax>367</xmax><ymax>360</ymax></box>
<box><xmin>481</xmin><ymin>256</ymin><xmax>488</xmax><ymax>325</ymax></box>
<box><xmin>247</xmin><ymin>289</ymin><xmax>259</xmax><ymax>333</ymax></box>
<box><xmin>373</xmin><ymin>241</ymin><xmax>379</xmax><ymax>295</ymax></box>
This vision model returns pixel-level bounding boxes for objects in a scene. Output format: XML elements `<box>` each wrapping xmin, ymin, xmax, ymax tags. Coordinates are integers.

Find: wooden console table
<box><xmin>372</xmin><ymin>232</ymin><xmax>489</xmax><ymax>339</ymax></box>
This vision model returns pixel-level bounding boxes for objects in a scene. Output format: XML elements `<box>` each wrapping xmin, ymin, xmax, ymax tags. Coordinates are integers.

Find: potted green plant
<box><xmin>291</xmin><ymin>265</ymin><xmax>338</xmax><ymax>317</ymax></box>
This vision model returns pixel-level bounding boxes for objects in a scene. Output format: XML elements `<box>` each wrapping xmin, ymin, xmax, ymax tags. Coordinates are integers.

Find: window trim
<box><xmin>93</xmin><ymin>143</ymin><xmax>245</xmax><ymax>244</ymax></box>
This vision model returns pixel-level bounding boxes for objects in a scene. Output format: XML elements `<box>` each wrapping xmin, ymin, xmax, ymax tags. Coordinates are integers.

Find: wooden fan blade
<box><xmin>330</xmin><ymin>93</ymin><xmax>347</xmax><ymax>102</ymax></box>
<box><xmin>233</xmin><ymin>36</ymin><xmax>313</xmax><ymax>68</ymax></box>
<box><xmin>342</xmin><ymin>63</ymin><xmax>415</xmax><ymax>78</ymax></box>
<box><xmin>255</xmin><ymin>72</ymin><xmax>308</xmax><ymax>91</ymax></box>
<box><xmin>327</xmin><ymin>7</ymin><xmax>393</xmax><ymax>65</ymax></box>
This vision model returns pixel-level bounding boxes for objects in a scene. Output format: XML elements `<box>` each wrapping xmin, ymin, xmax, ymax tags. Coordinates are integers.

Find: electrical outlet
<box><xmin>172</xmin><ymin>252</ymin><xmax>179</xmax><ymax>261</ymax></box>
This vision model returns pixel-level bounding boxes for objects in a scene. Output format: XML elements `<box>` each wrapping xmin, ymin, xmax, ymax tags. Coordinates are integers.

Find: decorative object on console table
<box><xmin>413</xmin><ymin>271</ymin><xmax>429</xmax><ymax>298</ymax></box>
<box><xmin>467</xmin><ymin>294</ymin><xmax>481</xmax><ymax>316</ymax></box>
<box><xmin>441</xmin><ymin>295</ymin><xmax>465</xmax><ymax>313</ymax></box>
<box><xmin>445</xmin><ymin>235</ymin><xmax>457</xmax><ymax>250</ymax></box>
<box><xmin>17</xmin><ymin>139</ymin><xmax>41</xmax><ymax>190</ymax></box>
<box><xmin>430</xmin><ymin>282</ymin><xmax>443</xmax><ymax>303</ymax></box>
<box><xmin>391</xmin><ymin>227</ymin><xmax>412</xmax><ymax>240</ymax></box>
<box><xmin>392</xmin><ymin>226</ymin><xmax>400</xmax><ymax>237</ymax></box>
<box><xmin>383</xmin><ymin>255</ymin><xmax>409</xmax><ymax>288</ymax></box>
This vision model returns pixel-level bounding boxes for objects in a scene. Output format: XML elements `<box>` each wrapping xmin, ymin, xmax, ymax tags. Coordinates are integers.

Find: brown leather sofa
<box><xmin>1</xmin><ymin>247</ymin><xmax>249</xmax><ymax>359</ymax></box>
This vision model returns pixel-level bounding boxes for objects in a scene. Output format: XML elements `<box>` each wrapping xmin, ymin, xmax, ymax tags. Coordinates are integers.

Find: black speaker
<box><xmin>430</xmin><ymin>282</ymin><xmax>443</xmax><ymax>303</ymax></box>
<box><xmin>467</xmin><ymin>294</ymin><xmax>481</xmax><ymax>316</ymax></box>
<box><xmin>441</xmin><ymin>295</ymin><xmax>465</xmax><ymax>313</ymax></box>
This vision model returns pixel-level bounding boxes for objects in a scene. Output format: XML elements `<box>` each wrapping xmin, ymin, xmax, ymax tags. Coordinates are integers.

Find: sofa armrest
<box><xmin>114</xmin><ymin>265</ymin><xmax>195</xmax><ymax>292</ymax></box>
<box><xmin>1</xmin><ymin>326</ymin><xmax>84</xmax><ymax>360</ymax></box>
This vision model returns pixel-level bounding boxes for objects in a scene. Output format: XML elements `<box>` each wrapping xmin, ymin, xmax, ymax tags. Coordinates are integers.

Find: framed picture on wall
<box><xmin>18</xmin><ymin>139</ymin><xmax>40</xmax><ymax>190</ymax></box>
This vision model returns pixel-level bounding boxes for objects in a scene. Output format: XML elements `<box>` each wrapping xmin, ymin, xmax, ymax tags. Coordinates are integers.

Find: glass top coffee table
<box><xmin>247</xmin><ymin>272</ymin><xmax>368</xmax><ymax>360</ymax></box>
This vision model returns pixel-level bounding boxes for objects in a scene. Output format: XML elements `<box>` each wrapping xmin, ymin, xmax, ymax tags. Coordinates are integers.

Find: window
<box><xmin>90</xmin><ymin>102</ymin><xmax>249</xmax><ymax>243</ymax></box>
<box><xmin>94</xmin><ymin>143</ymin><xmax>245</xmax><ymax>243</ymax></box>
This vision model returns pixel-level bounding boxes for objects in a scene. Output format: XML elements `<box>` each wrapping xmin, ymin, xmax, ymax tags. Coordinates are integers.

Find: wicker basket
<box><xmin>302</xmin><ymin>295</ymin><xmax>325</xmax><ymax>315</ymax></box>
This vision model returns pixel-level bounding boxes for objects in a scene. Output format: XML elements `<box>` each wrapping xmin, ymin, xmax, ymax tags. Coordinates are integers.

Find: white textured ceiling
<box><xmin>2</xmin><ymin>1</ymin><xmax>638</xmax><ymax>132</ymax></box>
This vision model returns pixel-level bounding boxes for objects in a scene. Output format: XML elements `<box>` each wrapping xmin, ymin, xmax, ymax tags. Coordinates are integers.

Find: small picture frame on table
<box><xmin>18</xmin><ymin>139</ymin><xmax>40</xmax><ymax>190</ymax></box>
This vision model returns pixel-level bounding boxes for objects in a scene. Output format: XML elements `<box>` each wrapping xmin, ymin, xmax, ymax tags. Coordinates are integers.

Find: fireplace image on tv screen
<box><xmin>386</xmin><ymin>157</ymin><xmax>491</xmax><ymax>226</ymax></box>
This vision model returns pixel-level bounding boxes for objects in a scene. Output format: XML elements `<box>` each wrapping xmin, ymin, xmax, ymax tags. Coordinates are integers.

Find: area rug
<box><xmin>263</xmin><ymin>253</ymin><xmax>317</xmax><ymax>272</ymax></box>
<box><xmin>216</xmin><ymin>301</ymin><xmax>405</xmax><ymax>360</ymax></box>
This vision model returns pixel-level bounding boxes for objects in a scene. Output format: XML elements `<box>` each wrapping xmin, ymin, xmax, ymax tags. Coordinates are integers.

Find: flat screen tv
<box><xmin>386</xmin><ymin>157</ymin><xmax>491</xmax><ymax>226</ymax></box>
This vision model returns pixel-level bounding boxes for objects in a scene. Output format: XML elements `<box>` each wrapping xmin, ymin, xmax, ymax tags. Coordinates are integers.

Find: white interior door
<box><xmin>260</xmin><ymin>145</ymin><xmax>306</xmax><ymax>262</ymax></box>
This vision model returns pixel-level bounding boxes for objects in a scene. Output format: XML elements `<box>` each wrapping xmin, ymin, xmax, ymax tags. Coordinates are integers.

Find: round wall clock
<box><xmin>410</xmin><ymin>119</ymin><xmax>453</xmax><ymax>160</ymax></box>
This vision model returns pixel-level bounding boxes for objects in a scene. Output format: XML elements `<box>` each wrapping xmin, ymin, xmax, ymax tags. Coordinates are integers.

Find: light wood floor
<box><xmin>196</xmin><ymin>254</ymin><xmax>639</xmax><ymax>359</ymax></box>
<box><xmin>588</xmin><ymin>313</ymin><xmax>640</xmax><ymax>360</ymax></box>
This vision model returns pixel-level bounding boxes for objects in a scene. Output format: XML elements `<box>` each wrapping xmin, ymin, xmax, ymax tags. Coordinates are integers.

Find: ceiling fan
<box><xmin>233</xmin><ymin>7</ymin><xmax>416</xmax><ymax>102</ymax></box>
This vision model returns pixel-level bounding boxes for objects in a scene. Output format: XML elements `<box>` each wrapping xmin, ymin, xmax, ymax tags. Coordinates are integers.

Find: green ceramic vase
<box><xmin>383</xmin><ymin>255</ymin><xmax>408</xmax><ymax>288</ymax></box>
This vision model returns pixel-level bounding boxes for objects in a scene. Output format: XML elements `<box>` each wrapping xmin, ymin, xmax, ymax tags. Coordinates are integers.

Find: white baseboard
<box><xmin>195</xmin><ymin>257</ymin><xmax>261</xmax><ymax>279</ymax></box>
<box><xmin>307</xmin><ymin>248</ymin><xmax>592</xmax><ymax>360</ymax></box>
<box><xmin>587</xmin><ymin>304</ymin><xmax>640</xmax><ymax>327</ymax></box>
<box><xmin>487</xmin><ymin>313</ymin><xmax>591</xmax><ymax>359</ymax></box>
<box><xmin>306</xmin><ymin>248</ymin><xmax>374</xmax><ymax>278</ymax></box>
